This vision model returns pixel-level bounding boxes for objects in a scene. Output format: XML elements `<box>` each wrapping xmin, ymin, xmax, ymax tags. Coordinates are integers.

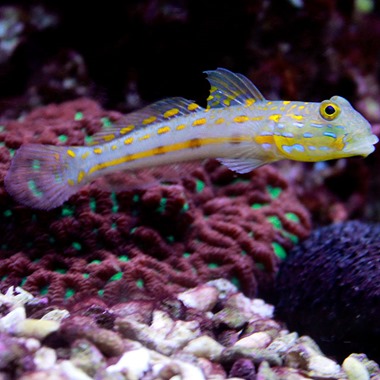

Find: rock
<box><xmin>183</xmin><ymin>336</ymin><xmax>224</xmax><ymax>361</ymax></box>
<box><xmin>178</xmin><ymin>285</ymin><xmax>219</xmax><ymax>312</ymax></box>
<box><xmin>234</xmin><ymin>332</ymin><xmax>272</xmax><ymax>349</ymax></box>
<box><xmin>106</xmin><ymin>348</ymin><xmax>150</xmax><ymax>379</ymax></box>
<box><xmin>343</xmin><ymin>355</ymin><xmax>370</xmax><ymax>380</ymax></box>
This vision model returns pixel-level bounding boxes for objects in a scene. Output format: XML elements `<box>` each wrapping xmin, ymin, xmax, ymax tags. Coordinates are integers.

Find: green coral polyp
<box><xmin>3</xmin><ymin>210</ymin><xmax>12</xmax><ymax>217</ymax></box>
<box><xmin>72</xmin><ymin>242</ymin><xmax>82</xmax><ymax>250</ymax></box>
<box><xmin>267</xmin><ymin>186</ymin><xmax>282</xmax><ymax>199</ymax></box>
<box><xmin>156</xmin><ymin>197</ymin><xmax>167</xmax><ymax>213</ymax></box>
<box><xmin>58</xmin><ymin>134</ymin><xmax>68</xmax><ymax>143</ymax></box>
<box><xmin>195</xmin><ymin>179</ymin><xmax>205</xmax><ymax>192</ymax></box>
<box><xmin>101</xmin><ymin>117</ymin><xmax>113</xmax><ymax>128</ymax></box>
<box><xmin>272</xmin><ymin>242</ymin><xmax>287</xmax><ymax>260</ymax></box>
<box><xmin>267</xmin><ymin>215</ymin><xmax>282</xmax><ymax>229</ymax></box>
<box><xmin>39</xmin><ymin>285</ymin><xmax>49</xmax><ymax>295</ymax></box>
<box><xmin>65</xmin><ymin>288</ymin><xmax>75</xmax><ymax>298</ymax></box>
<box><xmin>111</xmin><ymin>192</ymin><xmax>119</xmax><ymax>213</ymax></box>
<box><xmin>109</xmin><ymin>272</ymin><xmax>123</xmax><ymax>281</ymax></box>
<box><xmin>61</xmin><ymin>205</ymin><xmax>74</xmax><ymax>217</ymax></box>
<box><xmin>89</xmin><ymin>198</ymin><xmax>97</xmax><ymax>212</ymax></box>
<box><xmin>251</xmin><ymin>203</ymin><xmax>267</xmax><ymax>209</ymax></box>
<box><xmin>285</xmin><ymin>212</ymin><xmax>300</xmax><ymax>223</ymax></box>
<box><xmin>74</xmin><ymin>112</ymin><xmax>83</xmax><ymax>120</ymax></box>
<box><xmin>118</xmin><ymin>255</ymin><xmax>129</xmax><ymax>262</ymax></box>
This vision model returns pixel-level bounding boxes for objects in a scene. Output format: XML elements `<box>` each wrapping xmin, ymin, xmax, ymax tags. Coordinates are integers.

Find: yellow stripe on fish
<box><xmin>4</xmin><ymin>68</ymin><xmax>378</xmax><ymax>210</ymax></box>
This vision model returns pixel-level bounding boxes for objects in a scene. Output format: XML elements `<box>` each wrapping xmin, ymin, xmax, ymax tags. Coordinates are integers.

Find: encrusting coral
<box><xmin>0</xmin><ymin>98</ymin><xmax>311</xmax><ymax>306</ymax></box>
<box><xmin>275</xmin><ymin>220</ymin><xmax>380</xmax><ymax>362</ymax></box>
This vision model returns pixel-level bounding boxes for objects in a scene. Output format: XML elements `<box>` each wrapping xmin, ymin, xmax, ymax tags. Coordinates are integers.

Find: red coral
<box><xmin>0</xmin><ymin>99</ymin><xmax>311</xmax><ymax>306</ymax></box>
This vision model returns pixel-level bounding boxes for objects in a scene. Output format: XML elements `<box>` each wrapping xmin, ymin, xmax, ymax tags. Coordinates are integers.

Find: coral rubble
<box><xmin>1</xmin><ymin>281</ymin><xmax>379</xmax><ymax>379</ymax></box>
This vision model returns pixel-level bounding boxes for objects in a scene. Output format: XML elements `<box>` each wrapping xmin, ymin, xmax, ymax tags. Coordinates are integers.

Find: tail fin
<box><xmin>4</xmin><ymin>144</ymin><xmax>82</xmax><ymax>210</ymax></box>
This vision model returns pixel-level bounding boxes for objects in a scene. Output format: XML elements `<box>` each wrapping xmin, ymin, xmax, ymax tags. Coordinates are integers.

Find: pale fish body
<box><xmin>5</xmin><ymin>68</ymin><xmax>378</xmax><ymax>210</ymax></box>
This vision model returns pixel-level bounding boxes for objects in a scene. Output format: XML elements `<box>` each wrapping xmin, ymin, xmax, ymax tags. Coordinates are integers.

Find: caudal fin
<box><xmin>4</xmin><ymin>144</ymin><xmax>81</xmax><ymax>210</ymax></box>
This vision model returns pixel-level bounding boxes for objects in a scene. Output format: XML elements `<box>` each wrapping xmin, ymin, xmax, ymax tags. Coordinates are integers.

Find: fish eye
<box><xmin>319</xmin><ymin>101</ymin><xmax>341</xmax><ymax>121</ymax></box>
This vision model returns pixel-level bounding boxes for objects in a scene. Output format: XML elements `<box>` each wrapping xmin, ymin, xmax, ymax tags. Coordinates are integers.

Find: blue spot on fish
<box><xmin>323</xmin><ymin>131</ymin><xmax>337</xmax><ymax>138</ymax></box>
<box><xmin>282</xmin><ymin>144</ymin><xmax>305</xmax><ymax>154</ymax></box>
<box><xmin>262</xmin><ymin>143</ymin><xmax>272</xmax><ymax>150</ymax></box>
<box><xmin>303</xmin><ymin>132</ymin><xmax>313</xmax><ymax>138</ymax></box>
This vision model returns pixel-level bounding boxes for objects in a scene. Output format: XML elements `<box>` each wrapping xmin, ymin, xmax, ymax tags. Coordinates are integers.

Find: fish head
<box><xmin>273</xmin><ymin>96</ymin><xmax>378</xmax><ymax>162</ymax></box>
<box><xmin>326</xmin><ymin>96</ymin><xmax>378</xmax><ymax>158</ymax></box>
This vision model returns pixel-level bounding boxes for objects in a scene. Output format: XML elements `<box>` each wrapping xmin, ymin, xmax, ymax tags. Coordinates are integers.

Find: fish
<box><xmin>4</xmin><ymin>68</ymin><xmax>378</xmax><ymax>210</ymax></box>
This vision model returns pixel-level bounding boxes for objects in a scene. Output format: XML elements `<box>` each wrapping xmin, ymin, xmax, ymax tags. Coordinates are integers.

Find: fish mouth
<box><xmin>343</xmin><ymin>133</ymin><xmax>378</xmax><ymax>157</ymax></box>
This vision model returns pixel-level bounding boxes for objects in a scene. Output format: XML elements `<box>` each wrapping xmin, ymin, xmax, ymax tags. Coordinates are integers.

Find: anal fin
<box><xmin>217</xmin><ymin>157</ymin><xmax>266</xmax><ymax>174</ymax></box>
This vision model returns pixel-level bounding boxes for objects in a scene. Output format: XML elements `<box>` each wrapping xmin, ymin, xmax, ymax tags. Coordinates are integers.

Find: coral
<box><xmin>275</xmin><ymin>221</ymin><xmax>380</xmax><ymax>362</ymax></box>
<box><xmin>0</xmin><ymin>98</ymin><xmax>310</xmax><ymax>306</ymax></box>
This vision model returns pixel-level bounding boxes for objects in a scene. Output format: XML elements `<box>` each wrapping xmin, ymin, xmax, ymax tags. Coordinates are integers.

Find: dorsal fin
<box><xmin>204</xmin><ymin>68</ymin><xmax>266</xmax><ymax>110</ymax></box>
<box><xmin>87</xmin><ymin>97</ymin><xmax>203</xmax><ymax>146</ymax></box>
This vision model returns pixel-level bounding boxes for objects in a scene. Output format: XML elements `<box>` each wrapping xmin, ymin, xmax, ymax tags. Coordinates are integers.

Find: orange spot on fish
<box><xmin>124</xmin><ymin>137</ymin><xmax>134</xmax><ymax>145</ymax></box>
<box><xmin>120</xmin><ymin>125</ymin><xmax>135</xmax><ymax>134</ymax></box>
<box><xmin>187</xmin><ymin>103</ymin><xmax>199</xmax><ymax>111</ymax></box>
<box><xmin>164</xmin><ymin>108</ymin><xmax>179</xmax><ymax>118</ymax></box>
<box><xmin>268</xmin><ymin>114</ymin><xmax>281</xmax><ymax>122</ymax></box>
<box><xmin>215</xmin><ymin>118</ymin><xmax>225</xmax><ymax>125</ymax></box>
<box><xmin>142</xmin><ymin>116</ymin><xmax>157</xmax><ymax>125</ymax></box>
<box><xmin>233</xmin><ymin>115</ymin><xmax>250</xmax><ymax>123</ymax></box>
<box><xmin>157</xmin><ymin>126</ymin><xmax>171</xmax><ymax>135</ymax></box>
<box><xmin>333</xmin><ymin>136</ymin><xmax>345</xmax><ymax>151</ymax></box>
<box><xmin>245</xmin><ymin>98</ymin><xmax>255</xmax><ymax>107</ymax></box>
<box><xmin>102</xmin><ymin>134</ymin><xmax>116</xmax><ymax>141</ymax></box>
<box><xmin>139</xmin><ymin>134</ymin><xmax>151</xmax><ymax>141</ymax></box>
<box><xmin>192</xmin><ymin>118</ymin><xmax>207</xmax><ymax>127</ymax></box>
<box><xmin>67</xmin><ymin>150</ymin><xmax>76</xmax><ymax>158</ymax></box>
<box><xmin>93</xmin><ymin>148</ymin><xmax>103</xmax><ymax>154</ymax></box>
<box><xmin>287</xmin><ymin>114</ymin><xmax>303</xmax><ymax>121</ymax></box>
<box><xmin>176</xmin><ymin>124</ymin><xmax>186</xmax><ymax>131</ymax></box>
<box><xmin>77</xmin><ymin>170</ymin><xmax>85</xmax><ymax>184</ymax></box>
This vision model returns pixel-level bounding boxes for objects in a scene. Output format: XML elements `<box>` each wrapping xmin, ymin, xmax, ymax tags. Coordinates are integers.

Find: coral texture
<box><xmin>275</xmin><ymin>220</ymin><xmax>380</xmax><ymax>362</ymax></box>
<box><xmin>0</xmin><ymin>98</ymin><xmax>310</xmax><ymax>306</ymax></box>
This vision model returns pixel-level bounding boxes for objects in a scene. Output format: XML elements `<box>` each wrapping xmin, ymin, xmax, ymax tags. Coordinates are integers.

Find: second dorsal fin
<box><xmin>204</xmin><ymin>68</ymin><xmax>266</xmax><ymax>110</ymax></box>
<box><xmin>87</xmin><ymin>97</ymin><xmax>203</xmax><ymax>146</ymax></box>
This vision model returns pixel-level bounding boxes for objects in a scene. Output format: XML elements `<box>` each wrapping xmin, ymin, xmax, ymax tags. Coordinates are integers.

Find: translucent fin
<box><xmin>204</xmin><ymin>68</ymin><xmax>266</xmax><ymax>109</ymax></box>
<box><xmin>216</xmin><ymin>140</ymin><xmax>272</xmax><ymax>174</ymax></box>
<box><xmin>4</xmin><ymin>144</ymin><xmax>82</xmax><ymax>210</ymax></box>
<box><xmin>88</xmin><ymin>97</ymin><xmax>203</xmax><ymax>146</ymax></box>
<box><xmin>217</xmin><ymin>157</ymin><xmax>266</xmax><ymax>174</ymax></box>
